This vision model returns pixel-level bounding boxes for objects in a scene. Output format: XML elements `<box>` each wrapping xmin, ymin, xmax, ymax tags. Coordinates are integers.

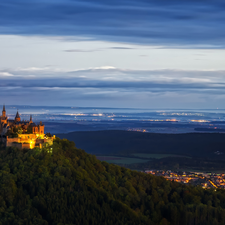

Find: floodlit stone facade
<box><xmin>0</xmin><ymin>105</ymin><xmax>54</xmax><ymax>149</ymax></box>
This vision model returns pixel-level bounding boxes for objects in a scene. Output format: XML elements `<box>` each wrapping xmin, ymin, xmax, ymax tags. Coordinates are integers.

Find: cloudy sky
<box><xmin>1</xmin><ymin>0</ymin><xmax>225</xmax><ymax>108</ymax></box>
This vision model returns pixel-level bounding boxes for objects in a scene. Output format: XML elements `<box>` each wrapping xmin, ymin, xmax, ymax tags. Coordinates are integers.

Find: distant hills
<box><xmin>57</xmin><ymin>130</ymin><xmax>225</xmax><ymax>158</ymax></box>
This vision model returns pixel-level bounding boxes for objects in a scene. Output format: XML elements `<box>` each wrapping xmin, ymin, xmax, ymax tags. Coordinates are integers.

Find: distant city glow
<box><xmin>146</xmin><ymin>170</ymin><xmax>225</xmax><ymax>189</ymax></box>
<box><xmin>160</xmin><ymin>113</ymin><xmax>204</xmax><ymax>116</ymax></box>
<box><xmin>191</xmin><ymin>120</ymin><xmax>209</xmax><ymax>122</ymax></box>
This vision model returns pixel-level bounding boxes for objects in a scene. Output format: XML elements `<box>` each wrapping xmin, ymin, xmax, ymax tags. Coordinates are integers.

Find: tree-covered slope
<box><xmin>58</xmin><ymin>130</ymin><xmax>225</xmax><ymax>157</ymax></box>
<box><xmin>0</xmin><ymin>139</ymin><xmax>225</xmax><ymax>225</ymax></box>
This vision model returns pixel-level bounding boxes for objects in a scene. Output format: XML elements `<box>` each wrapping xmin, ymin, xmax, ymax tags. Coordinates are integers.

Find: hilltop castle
<box><xmin>0</xmin><ymin>105</ymin><xmax>54</xmax><ymax>149</ymax></box>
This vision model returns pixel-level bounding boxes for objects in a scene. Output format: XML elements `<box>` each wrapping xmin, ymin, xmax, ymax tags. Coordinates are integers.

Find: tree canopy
<box><xmin>0</xmin><ymin>138</ymin><xmax>225</xmax><ymax>225</ymax></box>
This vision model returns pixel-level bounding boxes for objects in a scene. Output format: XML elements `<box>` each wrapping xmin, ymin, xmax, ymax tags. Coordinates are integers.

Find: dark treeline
<box><xmin>58</xmin><ymin>130</ymin><xmax>225</xmax><ymax>158</ymax></box>
<box><xmin>0</xmin><ymin>139</ymin><xmax>225</xmax><ymax>224</ymax></box>
<box><xmin>128</xmin><ymin>156</ymin><xmax>225</xmax><ymax>172</ymax></box>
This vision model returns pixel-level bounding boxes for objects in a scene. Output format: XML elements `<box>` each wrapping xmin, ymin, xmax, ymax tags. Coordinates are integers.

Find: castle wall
<box><xmin>18</xmin><ymin>134</ymin><xmax>37</xmax><ymax>140</ymax></box>
<box><xmin>6</xmin><ymin>142</ymin><xmax>31</xmax><ymax>150</ymax></box>
<box><xmin>2</xmin><ymin>106</ymin><xmax>52</xmax><ymax>150</ymax></box>
<box><xmin>6</xmin><ymin>142</ymin><xmax>23</xmax><ymax>149</ymax></box>
<box><xmin>7</xmin><ymin>137</ymin><xmax>19</xmax><ymax>143</ymax></box>
<box><xmin>21</xmin><ymin>143</ymin><xmax>31</xmax><ymax>149</ymax></box>
<box><xmin>36</xmin><ymin>139</ymin><xmax>44</xmax><ymax>144</ymax></box>
<box><xmin>2</xmin><ymin>106</ymin><xmax>54</xmax><ymax>150</ymax></box>
<box><xmin>6</xmin><ymin>136</ymin><xmax>55</xmax><ymax>150</ymax></box>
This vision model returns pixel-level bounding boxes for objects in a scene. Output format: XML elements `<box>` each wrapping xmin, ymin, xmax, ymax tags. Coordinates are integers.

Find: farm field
<box><xmin>96</xmin><ymin>156</ymin><xmax>150</xmax><ymax>164</ymax></box>
<box><xmin>132</xmin><ymin>153</ymin><xmax>191</xmax><ymax>159</ymax></box>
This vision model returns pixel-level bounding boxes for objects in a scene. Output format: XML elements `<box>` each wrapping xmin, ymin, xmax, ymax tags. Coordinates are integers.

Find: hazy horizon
<box><xmin>2</xmin><ymin>105</ymin><xmax>225</xmax><ymax>134</ymax></box>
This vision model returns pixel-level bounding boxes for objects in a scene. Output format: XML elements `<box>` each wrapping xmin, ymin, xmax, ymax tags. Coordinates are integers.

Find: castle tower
<box><xmin>15</xmin><ymin>111</ymin><xmax>21</xmax><ymax>122</ymax></box>
<box><xmin>38</xmin><ymin>121</ymin><xmax>45</xmax><ymax>135</ymax></box>
<box><xmin>2</xmin><ymin>105</ymin><xmax>6</xmax><ymax>118</ymax></box>
<box><xmin>30</xmin><ymin>115</ymin><xmax>33</xmax><ymax>123</ymax></box>
<box><xmin>0</xmin><ymin>105</ymin><xmax>7</xmax><ymax>129</ymax></box>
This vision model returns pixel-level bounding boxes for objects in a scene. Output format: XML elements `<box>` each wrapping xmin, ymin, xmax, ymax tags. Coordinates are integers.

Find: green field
<box><xmin>97</xmin><ymin>156</ymin><xmax>150</xmax><ymax>164</ymax></box>
<box><xmin>132</xmin><ymin>153</ymin><xmax>191</xmax><ymax>159</ymax></box>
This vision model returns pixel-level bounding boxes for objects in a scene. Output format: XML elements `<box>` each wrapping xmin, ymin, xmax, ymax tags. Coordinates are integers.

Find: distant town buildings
<box><xmin>146</xmin><ymin>170</ymin><xmax>225</xmax><ymax>189</ymax></box>
<box><xmin>0</xmin><ymin>105</ymin><xmax>54</xmax><ymax>149</ymax></box>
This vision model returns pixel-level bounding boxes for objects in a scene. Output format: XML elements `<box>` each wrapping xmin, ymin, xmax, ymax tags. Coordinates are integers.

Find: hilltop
<box><xmin>0</xmin><ymin>138</ymin><xmax>225</xmax><ymax>224</ymax></box>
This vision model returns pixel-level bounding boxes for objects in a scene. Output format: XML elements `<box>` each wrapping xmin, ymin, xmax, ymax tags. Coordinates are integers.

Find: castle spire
<box><xmin>2</xmin><ymin>104</ymin><xmax>6</xmax><ymax>117</ymax></box>
<box><xmin>16</xmin><ymin>111</ymin><xmax>20</xmax><ymax>118</ymax></box>
<box><xmin>15</xmin><ymin>110</ymin><xmax>21</xmax><ymax>122</ymax></box>
<box><xmin>30</xmin><ymin>115</ymin><xmax>33</xmax><ymax>123</ymax></box>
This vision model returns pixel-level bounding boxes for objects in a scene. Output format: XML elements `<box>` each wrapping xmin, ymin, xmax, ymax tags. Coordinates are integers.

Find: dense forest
<box><xmin>0</xmin><ymin>138</ymin><xmax>225</xmax><ymax>224</ymax></box>
<box><xmin>58</xmin><ymin>130</ymin><xmax>225</xmax><ymax>158</ymax></box>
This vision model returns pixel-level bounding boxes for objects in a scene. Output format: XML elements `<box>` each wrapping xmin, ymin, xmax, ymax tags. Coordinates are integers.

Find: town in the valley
<box><xmin>146</xmin><ymin>170</ymin><xmax>225</xmax><ymax>189</ymax></box>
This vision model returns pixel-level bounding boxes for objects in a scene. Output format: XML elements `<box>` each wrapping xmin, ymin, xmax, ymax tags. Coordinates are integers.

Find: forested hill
<box><xmin>58</xmin><ymin>130</ymin><xmax>225</xmax><ymax>157</ymax></box>
<box><xmin>0</xmin><ymin>139</ymin><xmax>225</xmax><ymax>225</ymax></box>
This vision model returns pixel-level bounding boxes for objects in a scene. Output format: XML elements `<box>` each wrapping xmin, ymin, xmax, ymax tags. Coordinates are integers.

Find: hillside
<box><xmin>0</xmin><ymin>139</ymin><xmax>225</xmax><ymax>224</ymax></box>
<box><xmin>57</xmin><ymin>130</ymin><xmax>225</xmax><ymax>157</ymax></box>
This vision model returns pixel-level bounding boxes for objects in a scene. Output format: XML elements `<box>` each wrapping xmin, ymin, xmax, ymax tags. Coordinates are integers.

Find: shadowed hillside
<box><xmin>58</xmin><ymin>130</ymin><xmax>225</xmax><ymax>157</ymax></box>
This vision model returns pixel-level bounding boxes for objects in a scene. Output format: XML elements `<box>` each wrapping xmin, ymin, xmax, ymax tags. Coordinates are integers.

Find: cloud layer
<box><xmin>1</xmin><ymin>67</ymin><xmax>225</xmax><ymax>108</ymax></box>
<box><xmin>1</xmin><ymin>67</ymin><xmax>225</xmax><ymax>91</ymax></box>
<box><xmin>0</xmin><ymin>0</ymin><xmax>225</xmax><ymax>47</ymax></box>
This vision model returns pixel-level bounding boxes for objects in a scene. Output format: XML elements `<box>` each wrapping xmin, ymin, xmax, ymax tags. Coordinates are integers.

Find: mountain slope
<box><xmin>0</xmin><ymin>139</ymin><xmax>225</xmax><ymax>225</ymax></box>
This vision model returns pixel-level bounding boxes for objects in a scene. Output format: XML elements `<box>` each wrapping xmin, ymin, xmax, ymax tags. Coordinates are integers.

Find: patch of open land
<box><xmin>132</xmin><ymin>153</ymin><xmax>191</xmax><ymax>159</ymax></box>
<box><xmin>96</xmin><ymin>156</ymin><xmax>149</xmax><ymax>164</ymax></box>
<box><xmin>58</xmin><ymin>130</ymin><xmax>225</xmax><ymax>172</ymax></box>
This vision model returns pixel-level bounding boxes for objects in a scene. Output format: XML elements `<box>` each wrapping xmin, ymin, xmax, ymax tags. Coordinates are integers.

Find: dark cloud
<box><xmin>0</xmin><ymin>0</ymin><xmax>225</xmax><ymax>47</ymax></box>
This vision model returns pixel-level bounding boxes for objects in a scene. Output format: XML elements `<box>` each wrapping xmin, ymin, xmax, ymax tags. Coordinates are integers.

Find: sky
<box><xmin>1</xmin><ymin>0</ymin><xmax>225</xmax><ymax>109</ymax></box>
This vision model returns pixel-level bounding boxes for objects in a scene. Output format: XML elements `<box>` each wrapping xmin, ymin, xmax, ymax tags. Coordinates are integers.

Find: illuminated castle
<box><xmin>0</xmin><ymin>105</ymin><xmax>54</xmax><ymax>149</ymax></box>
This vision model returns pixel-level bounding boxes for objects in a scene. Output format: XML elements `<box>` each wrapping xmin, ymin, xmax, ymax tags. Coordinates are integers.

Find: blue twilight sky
<box><xmin>0</xmin><ymin>0</ymin><xmax>225</xmax><ymax>108</ymax></box>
